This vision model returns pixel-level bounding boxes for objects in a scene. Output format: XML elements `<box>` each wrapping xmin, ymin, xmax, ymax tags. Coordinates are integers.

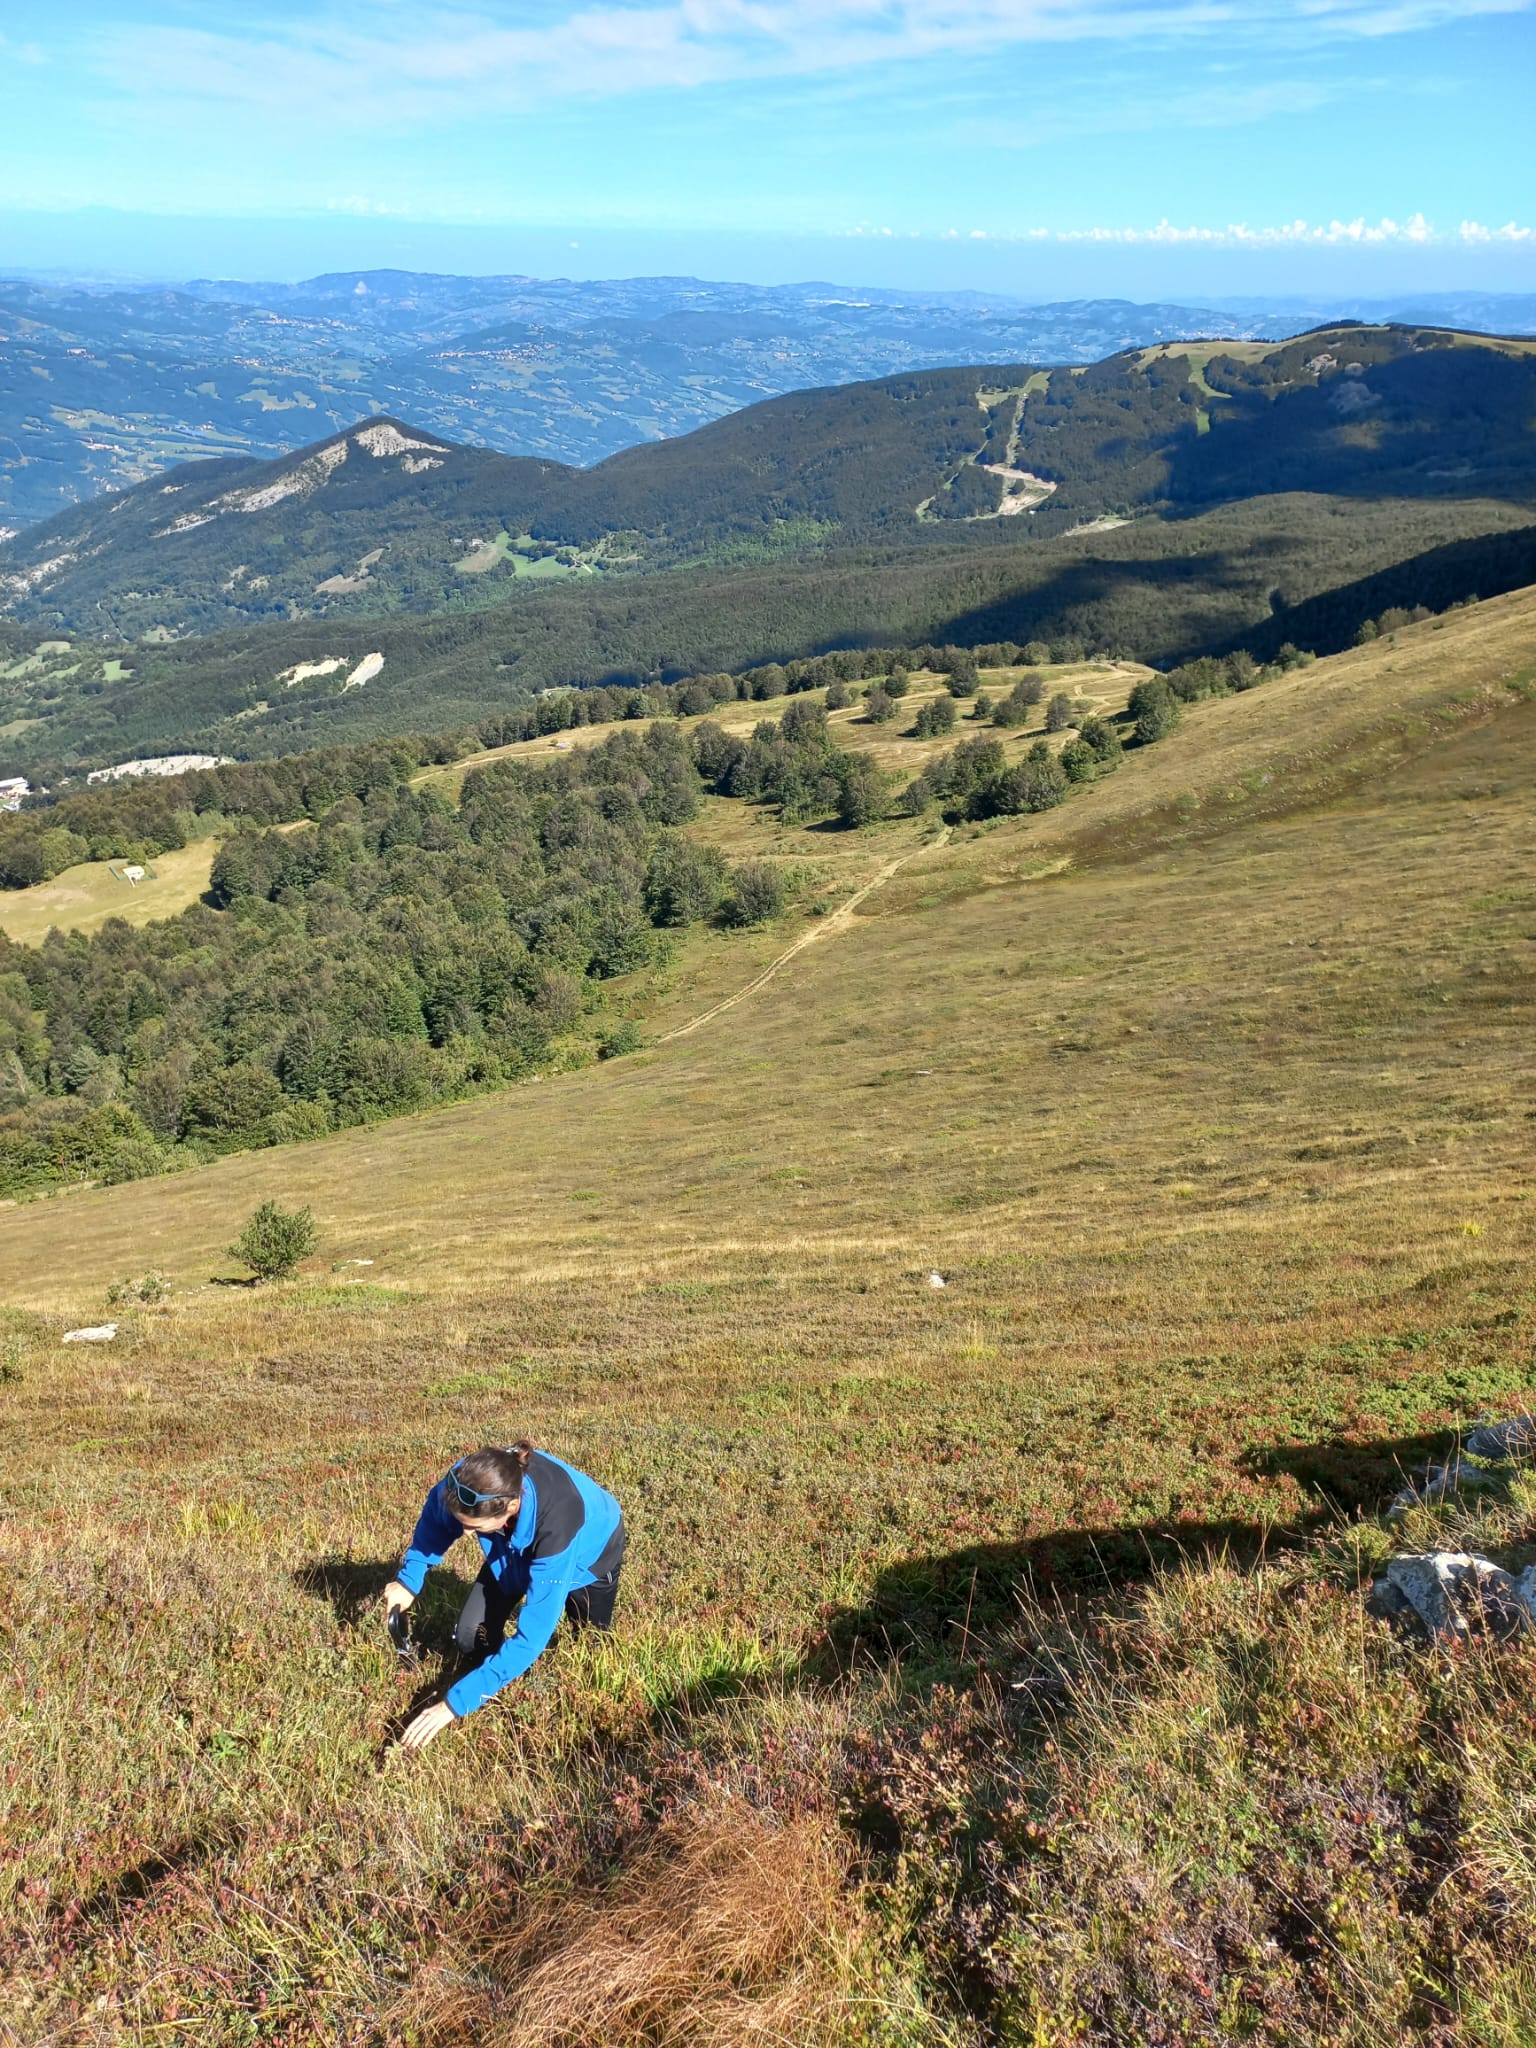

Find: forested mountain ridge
<box><xmin>0</xmin><ymin>368</ymin><xmax>1021</xmax><ymax>635</ymax></box>
<box><xmin>4</xmin><ymin>324</ymin><xmax>1533</xmax><ymax>643</ymax></box>
<box><xmin>0</xmin><ymin>270</ymin><xmax>1366</xmax><ymax>529</ymax></box>
<box><xmin>3</xmin><ymin>496</ymin><xmax>1532</xmax><ymax>778</ymax></box>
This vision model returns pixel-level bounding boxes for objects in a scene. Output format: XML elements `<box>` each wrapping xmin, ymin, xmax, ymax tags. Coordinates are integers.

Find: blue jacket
<box><xmin>398</xmin><ymin>1450</ymin><xmax>623</xmax><ymax>1717</ymax></box>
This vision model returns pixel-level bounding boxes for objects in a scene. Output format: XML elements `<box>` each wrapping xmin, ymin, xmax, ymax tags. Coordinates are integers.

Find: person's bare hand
<box><xmin>400</xmin><ymin>1701</ymin><xmax>456</xmax><ymax>1752</ymax></box>
<box><xmin>383</xmin><ymin>1580</ymin><xmax>415</xmax><ymax>1619</ymax></box>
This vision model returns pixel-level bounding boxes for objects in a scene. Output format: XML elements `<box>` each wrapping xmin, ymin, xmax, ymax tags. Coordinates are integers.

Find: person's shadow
<box><xmin>814</xmin><ymin>1424</ymin><xmax>1484</xmax><ymax>1680</ymax></box>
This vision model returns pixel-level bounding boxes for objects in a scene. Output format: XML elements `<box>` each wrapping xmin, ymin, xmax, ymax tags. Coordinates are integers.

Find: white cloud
<box><xmin>90</xmin><ymin>0</ymin><xmax>1536</xmax><ymax>125</ymax></box>
<box><xmin>843</xmin><ymin>214</ymin><xmax>1533</xmax><ymax>245</ymax></box>
<box><xmin>1459</xmin><ymin>219</ymin><xmax>1535</xmax><ymax>242</ymax></box>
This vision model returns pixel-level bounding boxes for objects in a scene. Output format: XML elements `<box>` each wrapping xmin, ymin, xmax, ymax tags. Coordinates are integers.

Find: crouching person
<box><xmin>384</xmin><ymin>1440</ymin><xmax>625</xmax><ymax>1751</ymax></box>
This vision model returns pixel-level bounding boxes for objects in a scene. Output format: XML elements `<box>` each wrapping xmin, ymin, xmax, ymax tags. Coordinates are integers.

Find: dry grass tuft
<box><xmin>418</xmin><ymin>1811</ymin><xmax>858</xmax><ymax>2048</ymax></box>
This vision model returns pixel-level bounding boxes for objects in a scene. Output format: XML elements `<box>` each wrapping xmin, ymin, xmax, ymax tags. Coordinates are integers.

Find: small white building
<box><xmin>0</xmin><ymin>776</ymin><xmax>28</xmax><ymax>812</ymax></box>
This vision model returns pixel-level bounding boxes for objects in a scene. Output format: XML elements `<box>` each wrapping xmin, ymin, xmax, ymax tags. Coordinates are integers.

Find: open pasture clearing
<box><xmin>2</xmin><ymin>594</ymin><xmax>1536</xmax><ymax>2042</ymax></box>
<box><xmin>0</xmin><ymin>837</ymin><xmax>218</xmax><ymax>945</ymax></box>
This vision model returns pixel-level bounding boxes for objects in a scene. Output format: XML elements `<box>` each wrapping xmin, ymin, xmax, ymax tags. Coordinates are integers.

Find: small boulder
<box><xmin>62</xmin><ymin>1323</ymin><xmax>117</xmax><ymax>1344</ymax></box>
<box><xmin>927</xmin><ymin>1271</ymin><xmax>946</xmax><ymax>1290</ymax></box>
<box><xmin>1464</xmin><ymin>1414</ymin><xmax>1536</xmax><ymax>1465</ymax></box>
<box><xmin>1369</xmin><ymin>1551</ymin><xmax>1536</xmax><ymax>1641</ymax></box>
<box><xmin>1387</xmin><ymin>1457</ymin><xmax>1498</xmax><ymax>1517</ymax></box>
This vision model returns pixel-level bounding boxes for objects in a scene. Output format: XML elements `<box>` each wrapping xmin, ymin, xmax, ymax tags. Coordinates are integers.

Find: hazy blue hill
<box><xmin>21</xmin><ymin>268</ymin><xmax>1525</xmax><ymax>529</ymax></box>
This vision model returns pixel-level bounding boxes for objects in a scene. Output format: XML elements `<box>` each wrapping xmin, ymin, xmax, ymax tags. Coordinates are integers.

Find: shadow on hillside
<box><xmin>294</xmin><ymin>1556</ymin><xmax>400</xmax><ymax>1626</ymax></box>
<box><xmin>1240</xmin><ymin>1427</ymin><xmax>1462</xmax><ymax>1516</ymax></box>
<box><xmin>814</xmin><ymin>1425</ymin><xmax>1467</xmax><ymax>1680</ymax></box>
<box><xmin>811</xmin><ymin>1515</ymin><xmax>1315</xmax><ymax>1680</ymax></box>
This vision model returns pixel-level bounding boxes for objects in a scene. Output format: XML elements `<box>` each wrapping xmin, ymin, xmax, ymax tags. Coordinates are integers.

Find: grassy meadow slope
<box><xmin>2</xmin><ymin>592</ymin><xmax>1534</xmax><ymax>2042</ymax></box>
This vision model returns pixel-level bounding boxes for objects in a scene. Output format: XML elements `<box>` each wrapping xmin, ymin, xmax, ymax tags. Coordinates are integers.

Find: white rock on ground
<box><xmin>62</xmin><ymin>1323</ymin><xmax>117</xmax><ymax>1343</ymax></box>
<box><xmin>927</xmin><ymin>1271</ymin><xmax>946</xmax><ymax>1289</ymax></box>
<box><xmin>1371</xmin><ymin>1551</ymin><xmax>1536</xmax><ymax>1640</ymax></box>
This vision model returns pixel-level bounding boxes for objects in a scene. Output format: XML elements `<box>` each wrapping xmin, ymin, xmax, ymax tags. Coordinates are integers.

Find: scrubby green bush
<box><xmin>1128</xmin><ymin>677</ymin><xmax>1182</xmax><ymax>744</ymax></box>
<box><xmin>229</xmin><ymin>1200</ymin><xmax>319</xmax><ymax>1282</ymax></box>
<box><xmin>598</xmin><ymin>1017</ymin><xmax>644</xmax><ymax>1059</ymax></box>
<box><xmin>728</xmin><ymin>862</ymin><xmax>787</xmax><ymax>926</ymax></box>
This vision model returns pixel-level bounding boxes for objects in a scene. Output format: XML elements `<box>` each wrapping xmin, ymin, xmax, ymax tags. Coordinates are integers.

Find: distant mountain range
<box><xmin>4</xmin><ymin>266</ymin><xmax>1534</xmax><ymax>532</ymax></box>
<box><xmin>5</xmin><ymin>324</ymin><xmax>1534</xmax><ymax>640</ymax></box>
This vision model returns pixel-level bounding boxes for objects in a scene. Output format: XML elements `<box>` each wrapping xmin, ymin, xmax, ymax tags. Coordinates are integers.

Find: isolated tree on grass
<box><xmin>230</xmin><ymin>1201</ymin><xmax>318</xmax><ymax>1282</ymax></box>
<box><xmin>728</xmin><ymin>861</ymin><xmax>786</xmax><ymax>926</ymax></box>
<box><xmin>1044</xmin><ymin>692</ymin><xmax>1075</xmax><ymax>733</ymax></box>
<box><xmin>863</xmin><ymin>686</ymin><xmax>898</xmax><ymax>725</ymax></box>
<box><xmin>884</xmin><ymin>667</ymin><xmax>911</xmax><ymax>699</ymax></box>
<box><xmin>944</xmin><ymin>653</ymin><xmax>980</xmax><ymax>698</ymax></box>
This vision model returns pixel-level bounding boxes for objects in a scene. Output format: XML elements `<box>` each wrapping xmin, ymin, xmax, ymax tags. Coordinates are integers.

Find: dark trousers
<box><xmin>454</xmin><ymin>1538</ymin><xmax>625</xmax><ymax>1661</ymax></box>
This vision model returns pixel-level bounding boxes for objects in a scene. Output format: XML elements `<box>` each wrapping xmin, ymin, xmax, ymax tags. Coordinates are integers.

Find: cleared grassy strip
<box><xmin>0</xmin><ymin>837</ymin><xmax>219</xmax><ymax>944</ymax></box>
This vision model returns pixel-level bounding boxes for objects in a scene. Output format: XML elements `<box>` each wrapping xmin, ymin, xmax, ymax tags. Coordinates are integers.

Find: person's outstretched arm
<box><xmin>385</xmin><ymin>1482</ymin><xmax>463</xmax><ymax>1613</ymax></box>
<box><xmin>443</xmin><ymin>1550</ymin><xmax>578</xmax><ymax>1718</ymax></box>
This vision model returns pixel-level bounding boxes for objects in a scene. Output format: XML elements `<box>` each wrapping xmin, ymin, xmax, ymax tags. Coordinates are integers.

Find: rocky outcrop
<box><xmin>1369</xmin><ymin>1552</ymin><xmax>1536</xmax><ymax>1640</ymax></box>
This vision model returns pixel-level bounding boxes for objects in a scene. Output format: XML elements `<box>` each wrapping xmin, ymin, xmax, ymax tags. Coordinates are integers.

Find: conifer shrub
<box><xmin>229</xmin><ymin>1201</ymin><xmax>319</xmax><ymax>1282</ymax></box>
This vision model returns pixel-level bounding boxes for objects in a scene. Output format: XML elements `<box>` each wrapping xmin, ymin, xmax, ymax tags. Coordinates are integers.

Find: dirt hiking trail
<box><xmin>658</xmin><ymin>829</ymin><xmax>950</xmax><ymax>1044</ymax></box>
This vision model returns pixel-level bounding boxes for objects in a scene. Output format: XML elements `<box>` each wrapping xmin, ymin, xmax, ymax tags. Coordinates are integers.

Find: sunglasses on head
<box><xmin>446</xmin><ymin>1461</ymin><xmax>513</xmax><ymax>1514</ymax></box>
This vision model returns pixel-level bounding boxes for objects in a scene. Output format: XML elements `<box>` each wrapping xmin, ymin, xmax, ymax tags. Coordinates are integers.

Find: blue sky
<box><xmin>2</xmin><ymin>0</ymin><xmax>1532</xmax><ymax>292</ymax></box>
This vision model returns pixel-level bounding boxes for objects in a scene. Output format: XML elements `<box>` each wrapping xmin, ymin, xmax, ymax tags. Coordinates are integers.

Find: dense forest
<box><xmin>0</xmin><ymin>724</ymin><xmax>735</xmax><ymax>1197</ymax></box>
<box><xmin>0</xmin><ymin>633</ymin><xmax>1222</xmax><ymax>1199</ymax></box>
<box><xmin>4</xmin><ymin>494</ymin><xmax>1530</xmax><ymax>777</ymax></box>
